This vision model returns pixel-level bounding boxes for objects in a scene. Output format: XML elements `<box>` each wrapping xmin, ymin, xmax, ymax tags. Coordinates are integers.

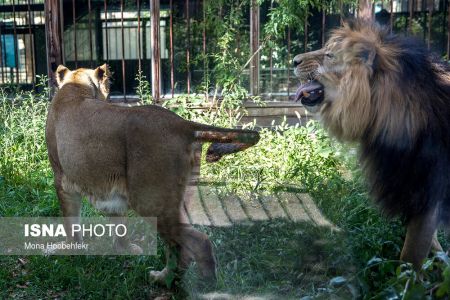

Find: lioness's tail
<box><xmin>193</xmin><ymin>125</ymin><xmax>260</xmax><ymax>163</ymax></box>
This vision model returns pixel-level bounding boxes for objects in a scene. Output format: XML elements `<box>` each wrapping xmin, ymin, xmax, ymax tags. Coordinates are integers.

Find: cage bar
<box><xmin>186</xmin><ymin>0</ymin><xmax>190</xmax><ymax>95</ymax></box>
<box><xmin>169</xmin><ymin>0</ymin><xmax>174</xmax><ymax>98</ymax></box>
<box><xmin>104</xmin><ymin>0</ymin><xmax>109</xmax><ymax>62</ymax></box>
<box><xmin>150</xmin><ymin>0</ymin><xmax>161</xmax><ymax>101</ymax></box>
<box><xmin>12</xmin><ymin>0</ymin><xmax>19</xmax><ymax>83</ymax></box>
<box><xmin>88</xmin><ymin>0</ymin><xmax>93</xmax><ymax>67</ymax></box>
<box><xmin>72</xmin><ymin>0</ymin><xmax>77</xmax><ymax>67</ymax></box>
<box><xmin>0</xmin><ymin>23</ymin><xmax>4</xmax><ymax>84</ymax></box>
<box><xmin>137</xmin><ymin>0</ymin><xmax>141</xmax><ymax>72</ymax></box>
<box><xmin>250</xmin><ymin>0</ymin><xmax>260</xmax><ymax>96</ymax></box>
<box><xmin>27</xmin><ymin>0</ymin><xmax>35</xmax><ymax>87</ymax></box>
<box><xmin>120</xmin><ymin>0</ymin><xmax>127</xmax><ymax>100</ymax></box>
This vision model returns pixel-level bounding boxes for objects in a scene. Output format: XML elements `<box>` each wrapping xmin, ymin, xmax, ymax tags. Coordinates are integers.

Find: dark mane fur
<box><xmin>361</xmin><ymin>32</ymin><xmax>450</xmax><ymax>222</ymax></box>
<box><xmin>295</xmin><ymin>18</ymin><xmax>450</xmax><ymax>268</ymax></box>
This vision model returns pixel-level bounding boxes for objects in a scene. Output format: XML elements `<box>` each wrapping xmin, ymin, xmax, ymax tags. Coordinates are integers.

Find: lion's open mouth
<box><xmin>294</xmin><ymin>80</ymin><xmax>324</xmax><ymax>107</ymax></box>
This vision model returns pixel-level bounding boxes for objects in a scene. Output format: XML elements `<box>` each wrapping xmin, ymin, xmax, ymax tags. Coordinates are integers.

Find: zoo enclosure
<box><xmin>1</xmin><ymin>0</ymin><xmax>450</xmax><ymax>102</ymax></box>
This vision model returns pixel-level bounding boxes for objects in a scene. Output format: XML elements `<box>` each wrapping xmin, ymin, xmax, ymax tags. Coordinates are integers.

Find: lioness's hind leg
<box><xmin>148</xmin><ymin>219</ymin><xmax>216</xmax><ymax>285</ymax></box>
<box><xmin>55</xmin><ymin>181</ymin><xmax>82</xmax><ymax>243</ymax></box>
<box><xmin>162</xmin><ymin>222</ymin><xmax>216</xmax><ymax>279</ymax></box>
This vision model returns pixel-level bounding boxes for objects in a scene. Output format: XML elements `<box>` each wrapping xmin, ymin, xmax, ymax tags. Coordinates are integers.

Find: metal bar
<box><xmin>287</xmin><ymin>27</ymin><xmax>290</xmax><ymax>100</ymax></box>
<box><xmin>0</xmin><ymin>24</ymin><xmax>4</xmax><ymax>84</ymax></box>
<box><xmin>267</xmin><ymin>1</ymin><xmax>273</xmax><ymax>99</ymax></box>
<box><xmin>339</xmin><ymin>0</ymin><xmax>343</xmax><ymax>25</ymax></box>
<box><xmin>427</xmin><ymin>0</ymin><xmax>433</xmax><ymax>49</ymax></box>
<box><xmin>390</xmin><ymin>0</ymin><xmax>394</xmax><ymax>33</ymax></box>
<box><xmin>186</xmin><ymin>0</ymin><xmax>190</xmax><ymax>95</ymax></box>
<box><xmin>0</xmin><ymin>4</ymin><xmax>43</xmax><ymax>13</ymax></box>
<box><xmin>88</xmin><ymin>0</ymin><xmax>93</xmax><ymax>67</ymax></box>
<box><xmin>270</xmin><ymin>1</ymin><xmax>273</xmax><ymax>97</ymax></box>
<box><xmin>44</xmin><ymin>0</ymin><xmax>64</xmax><ymax>93</ymax></box>
<box><xmin>202</xmin><ymin>0</ymin><xmax>209</xmax><ymax>101</ymax></box>
<box><xmin>59</xmin><ymin>0</ymin><xmax>65</xmax><ymax>66</ymax></box>
<box><xmin>120</xmin><ymin>0</ymin><xmax>127</xmax><ymax>100</ymax></box>
<box><xmin>95</xmin><ymin>6</ymin><xmax>102</xmax><ymax>62</ymax></box>
<box><xmin>12</xmin><ymin>0</ymin><xmax>19</xmax><ymax>83</ymax></box>
<box><xmin>322</xmin><ymin>3</ymin><xmax>326</xmax><ymax>47</ymax></box>
<box><xmin>447</xmin><ymin>0</ymin><xmax>450</xmax><ymax>57</ymax></box>
<box><xmin>203</xmin><ymin>0</ymin><xmax>207</xmax><ymax>100</ymax></box>
<box><xmin>137</xmin><ymin>0</ymin><xmax>141</xmax><ymax>72</ymax></box>
<box><xmin>408</xmin><ymin>0</ymin><xmax>414</xmax><ymax>35</ymax></box>
<box><xmin>250</xmin><ymin>0</ymin><xmax>260</xmax><ymax>96</ymax></box>
<box><xmin>72</xmin><ymin>0</ymin><xmax>77</xmax><ymax>68</ymax></box>
<box><xmin>23</xmin><ymin>33</ymin><xmax>28</xmax><ymax>83</ymax></box>
<box><xmin>170</xmin><ymin>0</ymin><xmax>174</xmax><ymax>98</ymax></box>
<box><xmin>27</xmin><ymin>0</ymin><xmax>35</xmax><ymax>87</ymax></box>
<box><xmin>104</xmin><ymin>0</ymin><xmax>109</xmax><ymax>62</ymax></box>
<box><xmin>150</xmin><ymin>0</ymin><xmax>161</xmax><ymax>102</ymax></box>
<box><xmin>304</xmin><ymin>10</ymin><xmax>308</xmax><ymax>53</ymax></box>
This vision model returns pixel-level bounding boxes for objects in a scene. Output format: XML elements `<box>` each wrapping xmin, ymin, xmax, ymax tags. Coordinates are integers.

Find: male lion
<box><xmin>293</xmin><ymin>20</ymin><xmax>450</xmax><ymax>269</ymax></box>
<box><xmin>46</xmin><ymin>64</ymin><xmax>259</xmax><ymax>283</ymax></box>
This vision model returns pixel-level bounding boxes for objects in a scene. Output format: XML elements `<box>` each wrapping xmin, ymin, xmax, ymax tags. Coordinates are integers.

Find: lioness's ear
<box><xmin>56</xmin><ymin>65</ymin><xmax>69</xmax><ymax>87</ymax></box>
<box><xmin>94</xmin><ymin>64</ymin><xmax>110</xmax><ymax>83</ymax></box>
<box><xmin>94</xmin><ymin>64</ymin><xmax>111</xmax><ymax>100</ymax></box>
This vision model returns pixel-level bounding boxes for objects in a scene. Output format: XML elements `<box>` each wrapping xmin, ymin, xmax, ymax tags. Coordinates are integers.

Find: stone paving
<box><xmin>182</xmin><ymin>184</ymin><xmax>338</xmax><ymax>230</ymax></box>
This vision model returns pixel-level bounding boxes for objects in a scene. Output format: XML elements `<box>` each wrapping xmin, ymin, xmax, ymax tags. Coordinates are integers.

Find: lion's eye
<box><xmin>325</xmin><ymin>52</ymin><xmax>334</xmax><ymax>58</ymax></box>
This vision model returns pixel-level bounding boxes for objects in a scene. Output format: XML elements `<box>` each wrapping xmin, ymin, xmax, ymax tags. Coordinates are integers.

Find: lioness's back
<box><xmin>48</xmin><ymin>91</ymin><xmax>193</xmax><ymax>195</ymax></box>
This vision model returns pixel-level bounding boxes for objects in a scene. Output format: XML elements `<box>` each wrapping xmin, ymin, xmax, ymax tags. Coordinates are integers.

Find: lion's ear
<box><xmin>94</xmin><ymin>64</ymin><xmax>111</xmax><ymax>84</ymax></box>
<box><xmin>357</xmin><ymin>44</ymin><xmax>377</xmax><ymax>69</ymax></box>
<box><xmin>56</xmin><ymin>65</ymin><xmax>69</xmax><ymax>87</ymax></box>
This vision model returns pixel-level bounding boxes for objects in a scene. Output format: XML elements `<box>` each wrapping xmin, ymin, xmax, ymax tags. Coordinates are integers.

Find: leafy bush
<box><xmin>201</xmin><ymin>118</ymin><xmax>342</xmax><ymax>196</ymax></box>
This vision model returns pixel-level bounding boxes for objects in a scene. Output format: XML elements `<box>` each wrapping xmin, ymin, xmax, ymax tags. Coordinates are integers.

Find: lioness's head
<box><xmin>56</xmin><ymin>64</ymin><xmax>111</xmax><ymax>101</ymax></box>
<box><xmin>293</xmin><ymin>20</ymin><xmax>417</xmax><ymax>142</ymax></box>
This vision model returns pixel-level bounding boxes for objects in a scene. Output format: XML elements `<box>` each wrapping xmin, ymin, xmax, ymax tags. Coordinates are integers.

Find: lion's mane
<box><xmin>322</xmin><ymin>21</ymin><xmax>450</xmax><ymax>221</ymax></box>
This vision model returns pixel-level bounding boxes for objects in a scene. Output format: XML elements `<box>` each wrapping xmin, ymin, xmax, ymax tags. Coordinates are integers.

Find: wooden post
<box><xmin>250</xmin><ymin>0</ymin><xmax>260</xmax><ymax>96</ymax></box>
<box><xmin>150</xmin><ymin>0</ymin><xmax>161</xmax><ymax>102</ymax></box>
<box><xmin>358</xmin><ymin>0</ymin><xmax>373</xmax><ymax>21</ymax></box>
<box><xmin>44</xmin><ymin>0</ymin><xmax>64</xmax><ymax>93</ymax></box>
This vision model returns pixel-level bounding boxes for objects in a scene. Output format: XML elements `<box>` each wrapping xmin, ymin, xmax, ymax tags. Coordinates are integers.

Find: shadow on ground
<box><xmin>178</xmin><ymin>185</ymin><xmax>355</xmax><ymax>299</ymax></box>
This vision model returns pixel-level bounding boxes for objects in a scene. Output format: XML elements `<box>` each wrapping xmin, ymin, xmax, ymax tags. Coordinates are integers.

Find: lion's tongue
<box><xmin>294</xmin><ymin>81</ymin><xmax>324</xmax><ymax>104</ymax></box>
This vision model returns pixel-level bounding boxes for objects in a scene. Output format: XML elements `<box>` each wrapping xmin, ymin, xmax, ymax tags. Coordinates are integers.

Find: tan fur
<box><xmin>46</xmin><ymin>65</ymin><xmax>259</xmax><ymax>283</ymax></box>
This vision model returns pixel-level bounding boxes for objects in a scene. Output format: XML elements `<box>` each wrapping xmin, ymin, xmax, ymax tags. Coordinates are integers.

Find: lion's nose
<box><xmin>293</xmin><ymin>55</ymin><xmax>303</xmax><ymax>67</ymax></box>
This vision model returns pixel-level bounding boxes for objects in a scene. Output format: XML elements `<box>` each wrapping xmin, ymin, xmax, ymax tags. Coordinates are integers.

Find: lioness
<box><xmin>46</xmin><ymin>64</ymin><xmax>260</xmax><ymax>283</ymax></box>
<box><xmin>293</xmin><ymin>20</ymin><xmax>450</xmax><ymax>269</ymax></box>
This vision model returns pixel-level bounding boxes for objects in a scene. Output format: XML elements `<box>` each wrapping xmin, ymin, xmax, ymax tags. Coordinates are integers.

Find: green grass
<box><xmin>1</xmin><ymin>88</ymin><xmax>449</xmax><ymax>299</ymax></box>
